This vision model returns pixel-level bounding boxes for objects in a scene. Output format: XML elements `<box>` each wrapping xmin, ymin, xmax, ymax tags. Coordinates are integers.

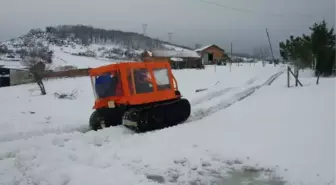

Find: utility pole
<box><xmin>168</xmin><ymin>32</ymin><xmax>172</xmax><ymax>43</ymax></box>
<box><xmin>230</xmin><ymin>42</ymin><xmax>232</xmax><ymax>72</ymax></box>
<box><xmin>142</xmin><ymin>24</ymin><xmax>148</xmax><ymax>50</ymax></box>
<box><xmin>266</xmin><ymin>28</ymin><xmax>276</xmax><ymax>67</ymax></box>
<box><xmin>142</xmin><ymin>24</ymin><xmax>148</xmax><ymax>36</ymax></box>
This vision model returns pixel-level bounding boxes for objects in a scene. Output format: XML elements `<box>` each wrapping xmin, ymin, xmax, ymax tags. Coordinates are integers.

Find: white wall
<box><xmin>10</xmin><ymin>69</ymin><xmax>34</xmax><ymax>85</ymax></box>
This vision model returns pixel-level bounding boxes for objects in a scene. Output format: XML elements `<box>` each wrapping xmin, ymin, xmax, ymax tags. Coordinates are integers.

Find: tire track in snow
<box><xmin>186</xmin><ymin>71</ymin><xmax>284</xmax><ymax>122</ymax></box>
<box><xmin>190</xmin><ymin>76</ymin><xmax>259</xmax><ymax>106</ymax></box>
<box><xmin>245</xmin><ymin>76</ymin><xmax>257</xmax><ymax>85</ymax></box>
<box><xmin>190</xmin><ymin>87</ymin><xmax>234</xmax><ymax>106</ymax></box>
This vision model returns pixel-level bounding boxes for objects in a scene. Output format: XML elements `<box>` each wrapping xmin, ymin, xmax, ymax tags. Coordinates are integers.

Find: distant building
<box><xmin>142</xmin><ymin>49</ymin><xmax>203</xmax><ymax>69</ymax></box>
<box><xmin>194</xmin><ymin>44</ymin><xmax>229</xmax><ymax>65</ymax></box>
<box><xmin>0</xmin><ymin>67</ymin><xmax>10</xmax><ymax>87</ymax></box>
<box><xmin>0</xmin><ymin>60</ymin><xmax>33</xmax><ymax>87</ymax></box>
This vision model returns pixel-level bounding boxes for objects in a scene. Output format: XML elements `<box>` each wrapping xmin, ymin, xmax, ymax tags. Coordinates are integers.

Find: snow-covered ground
<box><xmin>2</xmin><ymin>40</ymin><xmax>195</xmax><ymax>71</ymax></box>
<box><xmin>0</xmin><ymin>62</ymin><xmax>334</xmax><ymax>185</ymax></box>
<box><xmin>50</xmin><ymin>46</ymin><xmax>121</xmax><ymax>69</ymax></box>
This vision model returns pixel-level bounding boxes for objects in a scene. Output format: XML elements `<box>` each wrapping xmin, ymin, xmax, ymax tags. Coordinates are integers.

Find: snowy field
<box><xmin>0</xmin><ymin>62</ymin><xmax>334</xmax><ymax>185</ymax></box>
<box><xmin>49</xmin><ymin>46</ymin><xmax>121</xmax><ymax>69</ymax></box>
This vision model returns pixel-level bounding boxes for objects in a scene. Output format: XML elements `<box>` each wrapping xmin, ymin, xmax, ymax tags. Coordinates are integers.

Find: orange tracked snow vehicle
<box><xmin>88</xmin><ymin>60</ymin><xmax>191</xmax><ymax>132</ymax></box>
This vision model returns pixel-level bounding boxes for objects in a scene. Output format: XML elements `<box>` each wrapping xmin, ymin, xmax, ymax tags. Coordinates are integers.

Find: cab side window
<box><xmin>94</xmin><ymin>71</ymin><xmax>120</xmax><ymax>98</ymax></box>
<box><xmin>133</xmin><ymin>68</ymin><xmax>154</xmax><ymax>94</ymax></box>
<box><xmin>153</xmin><ymin>68</ymin><xmax>171</xmax><ymax>91</ymax></box>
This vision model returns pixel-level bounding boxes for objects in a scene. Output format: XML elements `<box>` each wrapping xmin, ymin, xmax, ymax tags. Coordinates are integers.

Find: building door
<box><xmin>208</xmin><ymin>53</ymin><xmax>214</xmax><ymax>64</ymax></box>
<box><xmin>0</xmin><ymin>68</ymin><xmax>10</xmax><ymax>87</ymax></box>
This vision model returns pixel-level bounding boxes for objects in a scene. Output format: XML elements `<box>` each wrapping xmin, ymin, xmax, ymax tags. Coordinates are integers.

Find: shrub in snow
<box><xmin>20</xmin><ymin>46</ymin><xmax>53</xmax><ymax>64</ymax></box>
<box><xmin>77</xmin><ymin>50</ymin><xmax>96</xmax><ymax>57</ymax></box>
<box><xmin>54</xmin><ymin>89</ymin><xmax>78</xmax><ymax>100</ymax></box>
<box><xmin>0</xmin><ymin>44</ymin><xmax>8</xmax><ymax>54</ymax></box>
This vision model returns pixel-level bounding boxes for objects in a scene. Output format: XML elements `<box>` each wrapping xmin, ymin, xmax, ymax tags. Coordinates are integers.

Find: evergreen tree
<box><xmin>279</xmin><ymin>20</ymin><xmax>335</xmax><ymax>76</ymax></box>
<box><xmin>310</xmin><ymin>20</ymin><xmax>335</xmax><ymax>76</ymax></box>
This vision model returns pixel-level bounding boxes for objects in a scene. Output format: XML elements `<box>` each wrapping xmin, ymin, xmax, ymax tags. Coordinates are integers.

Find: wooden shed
<box><xmin>195</xmin><ymin>44</ymin><xmax>229</xmax><ymax>65</ymax></box>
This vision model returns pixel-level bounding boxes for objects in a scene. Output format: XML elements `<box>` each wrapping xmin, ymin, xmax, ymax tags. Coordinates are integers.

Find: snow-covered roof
<box><xmin>144</xmin><ymin>50</ymin><xmax>152</xmax><ymax>57</ymax></box>
<box><xmin>0</xmin><ymin>60</ymin><xmax>28</xmax><ymax>70</ymax></box>
<box><xmin>194</xmin><ymin>44</ymin><xmax>224</xmax><ymax>52</ymax></box>
<box><xmin>151</xmin><ymin>50</ymin><xmax>200</xmax><ymax>58</ymax></box>
<box><xmin>170</xmin><ymin>57</ymin><xmax>183</xmax><ymax>61</ymax></box>
<box><xmin>194</xmin><ymin>45</ymin><xmax>213</xmax><ymax>52</ymax></box>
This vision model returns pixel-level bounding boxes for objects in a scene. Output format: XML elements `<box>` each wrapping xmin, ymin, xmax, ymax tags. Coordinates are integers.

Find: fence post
<box><xmin>288</xmin><ymin>66</ymin><xmax>303</xmax><ymax>87</ymax></box>
<box><xmin>316</xmin><ymin>71</ymin><xmax>320</xmax><ymax>85</ymax></box>
<box><xmin>295</xmin><ymin>66</ymin><xmax>299</xmax><ymax>87</ymax></box>
<box><xmin>287</xmin><ymin>66</ymin><xmax>290</xmax><ymax>88</ymax></box>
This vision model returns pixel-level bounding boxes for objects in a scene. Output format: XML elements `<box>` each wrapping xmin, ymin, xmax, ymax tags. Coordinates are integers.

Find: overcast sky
<box><xmin>0</xmin><ymin>0</ymin><xmax>335</xmax><ymax>55</ymax></box>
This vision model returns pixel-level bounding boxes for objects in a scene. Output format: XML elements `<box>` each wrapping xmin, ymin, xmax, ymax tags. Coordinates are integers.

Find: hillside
<box><xmin>0</xmin><ymin>25</ymin><xmax>194</xmax><ymax>69</ymax></box>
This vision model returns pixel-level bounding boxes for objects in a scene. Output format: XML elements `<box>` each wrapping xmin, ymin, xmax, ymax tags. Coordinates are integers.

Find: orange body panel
<box><xmin>88</xmin><ymin>60</ymin><xmax>180</xmax><ymax>109</ymax></box>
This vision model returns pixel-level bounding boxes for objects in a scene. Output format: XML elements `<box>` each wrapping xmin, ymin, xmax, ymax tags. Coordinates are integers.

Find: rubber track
<box><xmin>123</xmin><ymin>98</ymin><xmax>191</xmax><ymax>132</ymax></box>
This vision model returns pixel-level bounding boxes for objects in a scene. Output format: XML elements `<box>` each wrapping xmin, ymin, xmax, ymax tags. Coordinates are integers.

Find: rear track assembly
<box><xmin>123</xmin><ymin>98</ymin><xmax>191</xmax><ymax>132</ymax></box>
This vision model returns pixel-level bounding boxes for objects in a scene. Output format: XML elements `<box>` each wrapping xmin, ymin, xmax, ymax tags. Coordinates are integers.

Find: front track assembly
<box><xmin>123</xmin><ymin>98</ymin><xmax>191</xmax><ymax>132</ymax></box>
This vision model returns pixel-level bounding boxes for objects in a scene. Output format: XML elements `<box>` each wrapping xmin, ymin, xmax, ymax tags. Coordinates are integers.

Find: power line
<box><xmin>197</xmin><ymin>0</ymin><xmax>315</xmax><ymax>18</ymax></box>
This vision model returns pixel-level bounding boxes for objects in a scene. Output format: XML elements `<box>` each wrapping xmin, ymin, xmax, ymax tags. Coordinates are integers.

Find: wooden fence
<box><xmin>42</xmin><ymin>68</ymin><xmax>90</xmax><ymax>79</ymax></box>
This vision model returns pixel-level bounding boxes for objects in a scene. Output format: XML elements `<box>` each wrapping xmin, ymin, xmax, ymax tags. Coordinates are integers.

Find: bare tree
<box><xmin>0</xmin><ymin>44</ymin><xmax>8</xmax><ymax>54</ymax></box>
<box><xmin>253</xmin><ymin>46</ymin><xmax>270</xmax><ymax>66</ymax></box>
<box><xmin>20</xmin><ymin>47</ymin><xmax>52</xmax><ymax>95</ymax></box>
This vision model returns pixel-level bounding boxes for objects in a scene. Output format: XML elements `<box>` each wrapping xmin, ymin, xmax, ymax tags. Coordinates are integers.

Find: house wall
<box><xmin>201</xmin><ymin>53</ymin><xmax>209</xmax><ymax>65</ymax></box>
<box><xmin>10</xmin><ymin>69</ymin><xmax>34</xmax><ymax>85</ymax></box>
<box><xmin>197</xmin><ymin>45</ymin><xmax>230</xmax><ymax>65</ymax></box>
<box><xmin>201</xmin><ymin>45</ymin><xmax>225</xmax><ymax>61</ymax></box>
<box><xmin>1</xmin><ymin>68</ymin><xmax>91</xmax><ymax>87</ymax></box>
<box><xmin>184</xmin><ymin>58</ymin><xmax>202</xmax><ymax>69</ymax></box>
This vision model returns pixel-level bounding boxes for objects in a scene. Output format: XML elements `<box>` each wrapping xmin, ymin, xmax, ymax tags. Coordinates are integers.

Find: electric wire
<box><xmin>197</xmin><ymin>0</ymin><xmax>317</xmax><ymax>19</ymax></box>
